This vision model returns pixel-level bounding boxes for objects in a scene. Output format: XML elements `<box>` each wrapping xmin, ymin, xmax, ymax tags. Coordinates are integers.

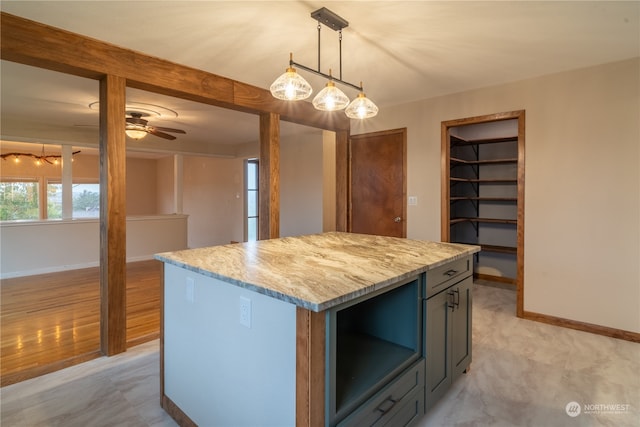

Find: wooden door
<box><xmin>350</xmin><ymin>128</ymin><xmax>406</xmax><ymax>237</ymax></box>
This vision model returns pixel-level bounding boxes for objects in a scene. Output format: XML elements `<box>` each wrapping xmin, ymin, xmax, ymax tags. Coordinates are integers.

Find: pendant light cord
<box><xmin>339</xmin><ymin>30</ymin><xmax>343</xmax><ymax>80</ymax></box>
<box><xmin>317</xmin><ymin>21</ymin><xmax>321</xmax><ymax>73</ymax></box>
<box><xmin>317</xmin><ymin>21</ymin><xmax>344</xmax><ymax>81</ymax></box>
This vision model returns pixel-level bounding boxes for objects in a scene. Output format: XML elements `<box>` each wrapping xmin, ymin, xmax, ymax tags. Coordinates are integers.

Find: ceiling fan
<box><xmin>125</xmin><ymin>112</ymin><xmax>186</xmax><ymax>140</ymax></box>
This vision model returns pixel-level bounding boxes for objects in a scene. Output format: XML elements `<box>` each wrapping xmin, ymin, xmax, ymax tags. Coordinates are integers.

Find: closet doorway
<box><xmin>441</xmin><ymin>111</ymin><xmax>525</xmax><ymax>317</ymax></box>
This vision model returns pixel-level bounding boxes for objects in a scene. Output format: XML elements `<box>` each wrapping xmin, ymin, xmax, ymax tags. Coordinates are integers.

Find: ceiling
<box><xmin>1</xmin><ymin>1</ymin><xmax>638</xmax><ymax>157</ymax></box>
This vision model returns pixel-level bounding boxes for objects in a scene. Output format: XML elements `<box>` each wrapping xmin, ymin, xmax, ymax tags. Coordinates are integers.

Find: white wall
<box><xmin>0</xmin><ymin>215</ymin><xmax>188</xmax><ymax>278</ymax></box>
<box><xmin>351</xmin><ymin>58</ymin><xmax>640</xmax><ymax>333</ymax></box>
<box><xmin>280</xmin><ymin>131</ymin><xmax>324</xmax><ymax>237</ymax></box>
<box><xmin>182</xmin><ymin>156</ymin><xmax>244</xmax><ymax>247</ymax></box>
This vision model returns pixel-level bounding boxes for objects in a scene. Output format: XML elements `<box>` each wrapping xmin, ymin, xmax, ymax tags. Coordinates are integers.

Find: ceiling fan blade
<box><xmin>148</xmin><ymin>128</ymin><xmax>177</xmax><ymax>140</ymax></box>
<box><xmin>153</xmin><ymin>126</ymin><xmax>186</xmax><ymax>134</ymax></box>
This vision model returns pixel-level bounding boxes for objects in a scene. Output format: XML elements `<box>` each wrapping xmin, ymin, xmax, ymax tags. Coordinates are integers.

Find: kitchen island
<box><xmin>155</xmin><ymin>232</ymin><xmax>479</xmax><ymax>427</ymax></box>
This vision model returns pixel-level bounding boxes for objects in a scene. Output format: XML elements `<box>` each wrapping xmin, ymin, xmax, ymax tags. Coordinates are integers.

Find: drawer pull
<box><xmin>376</xmin><ymin>396</ymin><xmax>399</xmax><ymax>415</ymax></box>
<box><xmin>444</xmin><ymin>269</ymin><xmax>458</xmax><ymax>277</ymax></box>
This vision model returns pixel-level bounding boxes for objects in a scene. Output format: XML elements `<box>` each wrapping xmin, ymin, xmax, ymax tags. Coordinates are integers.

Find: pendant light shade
<box><xmin>270</xmin><ymin>56</ymin><xmax>313</xmax><ymax>101</ymax></box>
<box><xmin>312</xmin><ymin>80</ymin><xmax>350</xmax><ymax>111</ymax></box>
<box><xmin>345</xmin><ymin>91</ymin><xmax>379</xmax><ymax>119</ymax></box>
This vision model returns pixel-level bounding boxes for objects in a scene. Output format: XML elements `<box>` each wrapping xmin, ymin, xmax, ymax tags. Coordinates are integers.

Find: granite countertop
<box><xmin>155</xmin><ymin>231</ymin><xmax>480</xmax><ymax>312</ymax></box>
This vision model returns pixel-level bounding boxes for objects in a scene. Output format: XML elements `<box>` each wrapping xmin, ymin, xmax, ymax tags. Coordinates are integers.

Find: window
<box><xmin>46</xmin><ymin>180</ymin><xmax>100</xmax><ymax>219</ymax></box>
<box><xmin>1</xmin><ymin>178</ymin><xmax>99</xmax><ymax>221</ymax></box>
<box><xmin>246</xmin><ymin>159</ymin><xmax>259</xmax><ymax>241</ymax></box>
<box><xmin>1</xmin><ymin>143</ymin><xmax>101</xmax><ymax>221</ymax></box>
<box><xmin>46</xmin><ymin>180</ymin><xmax>63</xmax><ymax>219</ymax></box>
<box><xmin>71</xmin><ymin>182</ymin><xmax>100</xmax><ymax>218</ymax></box>
<box><xmin>0</xmin><ymin>179</ymin><xmax>39</xmax><ymax>220</ymax></box>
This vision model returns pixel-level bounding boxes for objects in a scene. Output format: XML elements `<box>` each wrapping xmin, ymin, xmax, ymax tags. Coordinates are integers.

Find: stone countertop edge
<box><xmin>155</xmin><ymin>233</ymin><xmax>480</xmax><ymax>312</ymax></box>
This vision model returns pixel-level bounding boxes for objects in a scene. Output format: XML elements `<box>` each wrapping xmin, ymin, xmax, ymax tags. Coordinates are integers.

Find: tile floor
<box><xmin>1</xmin><ymin>284</ymin><xmax>638</xmax><ymax>426</ymax></box>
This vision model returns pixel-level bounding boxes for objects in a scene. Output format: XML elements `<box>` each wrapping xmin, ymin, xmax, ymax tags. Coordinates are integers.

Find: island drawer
<box><xmin>380</xmin><ymin>388</ymin><xmax>425</xmax><ymax>427</ymax></box>
<box><xmin>426</xmin><ymin>256</ymin><xmax>471</xmax><ymax>298</ymax></box>
<box><xmin>337</xmin><ymin>359</ymin><xmax>425</xmax><ymax>427</ymax></box>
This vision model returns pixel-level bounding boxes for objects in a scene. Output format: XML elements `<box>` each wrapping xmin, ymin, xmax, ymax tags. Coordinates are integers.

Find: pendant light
<box><xmin>270</xmin><ymin>7</ymin><xmax>378</xmax><ymax>119</ymax></box>
<box><xmin>345</xmin><ymin>84</ymin><xmax>379</xmax><ymax>119</ymax></box>
<box><xmin>269</xmin><ymin>53</ymin><xmax>313</xmax><ymax>101</ymax></box>
<box><xmin>312</xmin><ymin>70</ymin><xmax>350</xmax><ymax>111</ymax></box>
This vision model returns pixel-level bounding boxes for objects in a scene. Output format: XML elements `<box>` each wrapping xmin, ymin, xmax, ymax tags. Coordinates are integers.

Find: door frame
<box><xmin>349</xmin><ymin>128</ymin><xmax>407</xmax><ymax>237</ymax></box>
<box><xmin>441</xmin><ymin>110</ymin><xmax>525</xmax><ymax>317</ymax></box>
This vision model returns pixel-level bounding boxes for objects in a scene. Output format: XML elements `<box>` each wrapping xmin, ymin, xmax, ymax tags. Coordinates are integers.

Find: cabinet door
<box><xmin>425</xmin><ymin>291</ymin><xmax>451</xmax><ymax>411</ymax></box>
<box><xmin>451</xmin><ymin>277</ymin><xmax>472</xmax><ymax>380</ymax></box>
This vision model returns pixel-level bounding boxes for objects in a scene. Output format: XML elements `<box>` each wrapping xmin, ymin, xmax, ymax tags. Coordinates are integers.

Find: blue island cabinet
<box><xmin>330</xmin><ymin>256</ymin><xmax>473</xmax><ymax>426</ymax></box>
<box><xmin>327</xmin><ymin>275</ymin><xmax>425</xmax><ymax>426</ymax></box>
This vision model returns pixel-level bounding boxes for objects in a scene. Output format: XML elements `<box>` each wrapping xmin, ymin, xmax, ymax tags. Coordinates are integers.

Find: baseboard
<box><xmin>127</xmin><ymin>332</ymin><xmax>160</xmax><ymax>348</ymax></box>
<box><xmin>162</xmin><ymin>394</ymin><xmax>197</xmax><ymax>427</ymax></box>
<box><xmin>0</xmin><ymin>261</ymin><xmax>100</xmax><ymax>280</ymax></box>
<box><xmin>0</xmin><ymin>256</ymin><xmax>157</xmax><ymax>280</ymax></box>
<box><xmin>522</xmin><ymin>310</ymin><xmax>640</xmax><ymax>343</ymax></box>
<box><xmin>0</xmin><ymin>350</ymin><xmax>102</xmax><ymax>387</ymax></box>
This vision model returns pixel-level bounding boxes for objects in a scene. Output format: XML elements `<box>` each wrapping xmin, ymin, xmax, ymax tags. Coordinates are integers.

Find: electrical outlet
<box><xmin>408</xmin><ymin>196</ymin><xmax>418</xmax><ymax>206</ymax></box>
<box><xmin>185</xmin><ymin>277</ymin><xmax>195</xmax><ymax>303</ymax></box>
<box><xmin>239</xmin><ymin>296</ymin><xmax>251</xmax><ymax>328</ymax></box>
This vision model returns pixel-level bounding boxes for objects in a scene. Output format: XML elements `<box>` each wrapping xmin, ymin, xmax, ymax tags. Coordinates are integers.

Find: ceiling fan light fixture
<box><xmin>312</xmin><ymin>79</ymin><xmax>350</xmax><ymax>111</ymax></box>
<box><xmin>124</xmin><ymin>111</ymin><xmax>185</xmax><ymax>140</ymax></box>
<box><xmin>345</xmin><ymin>90</ymin><xmax>379</xmax><ymax>119</ymax></box>
<box><xmin>125</xmin><ymin>126</ymin><xmax>148</xmax><ymax>140</ymax></box>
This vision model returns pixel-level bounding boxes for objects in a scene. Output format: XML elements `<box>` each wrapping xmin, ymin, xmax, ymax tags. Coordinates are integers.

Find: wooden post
<box><xmin>99</xmin><ymin>74</ymin><xmax>127</xmax><ymax>356</ymax></box>
<box><xmin>296</xmin><ymin>308</ymin><xmax>326</xmax><ymax>427</ymax></box>
<box><xmin>259</xmin><ymin>112</ymin><xmax>280</xmax><ymax>240</ymax></box>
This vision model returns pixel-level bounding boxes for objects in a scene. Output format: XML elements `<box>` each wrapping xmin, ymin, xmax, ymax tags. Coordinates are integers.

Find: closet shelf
<box><xmin>450</xmin><ymin>177</ymin><xmax>517</xmax><ymax>184</ymax></box>
<box><xmin>452</xmin><ymin>242</ymin><xmax>517</xmax><ymax>254</ymax></box>
<box><xmin>481</xmin><ymin>244</ymin><xmax>517</xmax><ymax>254</ymax></box>
<box><xmin>450</xmin><ymin>197</ymin><xmax>517</xmax><ymax>202</ymax></box>
<box><xmin>450</xmin><ymin>157</ymin><xmax>518</xmax><ymax>165</ymax></box>
<box><xmin>450</xmin><ymin>217</ymin><xmax>517</xmax><ymax>225</ymax></box>
<box><xmin>450</xmin><ymin>135</ymin><xmax>518</xmax><ymax>146</ymax></box>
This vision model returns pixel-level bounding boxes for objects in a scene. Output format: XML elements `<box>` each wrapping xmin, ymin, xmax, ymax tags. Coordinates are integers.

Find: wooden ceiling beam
<box><xmin>0</xmin><ymin>12</ymin><xmax>350</xmax><ymax>132</ymax></box>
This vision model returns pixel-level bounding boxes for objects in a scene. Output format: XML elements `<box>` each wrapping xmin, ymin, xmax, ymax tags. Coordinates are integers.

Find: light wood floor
<box><xmin>0</xmin><ymin>260</ymin><xmax>162</xmax><ymax>387</ymax></box>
